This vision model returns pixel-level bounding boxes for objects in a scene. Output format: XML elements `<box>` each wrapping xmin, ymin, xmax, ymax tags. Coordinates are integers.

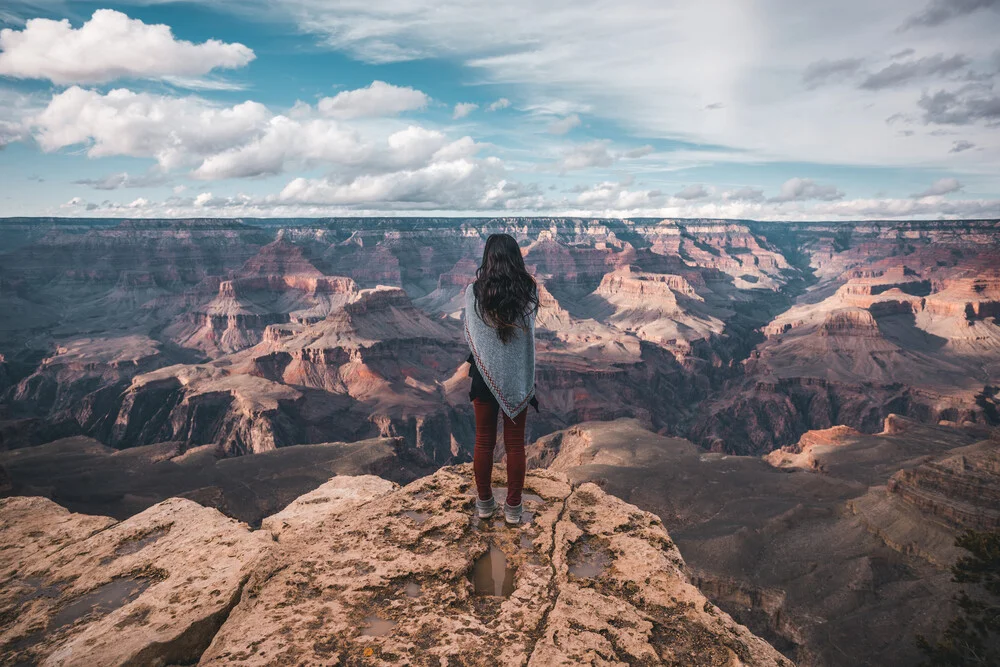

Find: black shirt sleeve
<box><xmin>466</xmin><ymin>354</ymin><xmax>539</xmax><ymax>412</ymax></box>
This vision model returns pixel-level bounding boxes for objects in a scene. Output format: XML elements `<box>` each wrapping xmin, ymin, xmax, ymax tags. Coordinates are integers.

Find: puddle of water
<box><xmin>470</xmin><ymin>546</ymin><xmax>515</xmax><ymax>597</ymax></box>
<box><xmin>402</xmin><ymin>510</ymin><xmax>430</xmax><ymax>524</ymax></box>
<box><xmin>403</xmin><ymin>582</ymin><xmax>422</xmax><ymax>598</ymax></box>
<box><xmin>568</xmin><ymin>541</ymin><xmax>611</xmax><ymax>579</ymax></box>
<box><xmin>360</xmin><ymin>615</ymin><xmax>396</xmax><ymax>636</ymax></box>
<box><xmin>115</xmin><ymin>525</ymin><xmax>170</xmax><ymax>557</ymax></box>
<box><xmin>48</xmin><ymin>577</ymin><xmax>152</xmax><ymax>632</ymax></box>
<box><xmin>16</xmin><ymin>577</ymin><xmax>65</xmax><ymax>604</ymax></box>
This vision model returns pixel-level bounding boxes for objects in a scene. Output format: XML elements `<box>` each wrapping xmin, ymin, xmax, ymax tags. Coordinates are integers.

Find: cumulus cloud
<box><xmin>486</xmin><ymin>98</ymin><xmax>511</xmax><ymax>111</ymax></box>
<box><xmin>317</xmin><ymin>81</ymin><xmax>428</xmax><ymax>119</ymax></box>
<box><xmin>770</xmin><ymin>178</ymin><xmax>844</xmax><ymax>202</ymax></box>
<box><xmin>547</xmin><ymin>114</ymin><xmax>581</xmax><ymax>134</ymax></box>
<box><xmin>191</xmin><ymin>116</ymin><xmax>368</xmax><ymax>179</ymax></box>
<box><xmin>723</xmin><ymin>186</ymin><xmax>765</xmax><ymax>202</ymax></box>
<box><xmin>278</xmin><ymin>157</ymin><xmax>506</xmax><ymax>208</ymax></box>
<box><xmin>0</xmin><ymin>10</ymin><xmax>253</xmax><ymax>85</ymax></box>
<box><xmin>552</xmin><ymin>141</ymin><xmax>655</xmax><ymax>171</ymax></box>
<box><xmin>802</xmin><ymin>58</ymin><xmax>864</xmax><ymax>88</ymax></box>
<box><xmin>481</xmin><ymin>180</ymin><xmax>546</xmax><ymax>210</ymax></box>
<box><xmin>33</xmin><ymin>87</ymin><xmax>271</xmax><ymax>170</ymax></box>
<box><xmin>913</xmin><ymin>177</ymin><xmax>963</xmax><ymax>197</ymax></box>
<box><xmin>30</xmin><ymin>86</ymin><xmax>482</xmax><ymax>182</ymax></box>
<box><xmin>950</xmin><ymin>139</ymin><xmax>976</xmax><ymax>152</ymax></box>
<box><xmin>453</xmin><ymin>102</ymin><xmax>478</xmax><ymax>119</ymax></box>
<box><xmin>574</xmin><ymin>181</ymin><xmax>663</xmax><ymax>209</ymax></box>
<box><xmin>0</xmin><ymin>119</ymin><xmax>26</xmax><ymax>148</ymax></box>
<box><xmin>556</xmin><ymin>140</ymin><xmax>615</xmax><ymax>171</ymax></box>
<box><xmin>902</xmin><ymin>0</ymin><xmax>999</xmax><ymax>29</ymax></box>
<box><xmin>859</xmin><ymin>54</ymin><xmax>970</xmax><ymax>90</ymax></box>
<box><xmin>674</xmin><ymin>184</ymin><xmax>709</xmax><ymax>200</ymax></box>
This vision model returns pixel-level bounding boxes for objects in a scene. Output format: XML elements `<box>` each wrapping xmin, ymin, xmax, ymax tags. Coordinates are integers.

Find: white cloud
<box><xmin>558</xmin><ymin>140</ymin><xmax>615</xmax><ymax>171</ymax></box>
<box><xmin>770</xmin><ymin>177</ymin><xmax>844</xmax><ymax>202</ymax></box>
<box><xmin>547</xmin><ymin>114</ymin><xmax>580</xmax><ymax>134</ymax></box>
<box><xmin>453</xmin><ymin>102</ymin><xmax>478</xmax><ymax>119</ymax></box>
<box><xmin>723</xmin><ymin>186</ymin><xmax>765</xmax><ymax>202</ymax></box>
<box><xmin>278</xmin><ymin>157</ymin><xmax>506</xmax><ymax>208</ymax></box>
<box><xmin>554</xmin><ymin>140</ymin><xmax>656</xmax><ymax>171</ymax></box>
<box><xmin>29</xmin><ymin>86</ymin><xmax>482</xmax><ymax>181</ymax></box>
<box><xmin>191</xmin><ymin>116</ymin><xmax>368</xmax><ymax>179</ymax></box>
<box><xmin>33</xmin><ymin>87</ymin><xmax>271</xmax><ymax>171</ymax></box>
<box><xmin>913</xmin><ymin>177</ymin><xmax>963</xmax><ymax>197</ymax></box>
<box><xmin>674</xmin><ymin>184</ymin><xmax>709</xmax><ymax>200</ymax></box>
<box><xmin>574</xmin><ymin>181</ymin><xmax>663</xmax><ymax>208</ymax></box>
<box><xmin>486</xmin><ymin>97</ymin><xmax>511</xmax><ymax>111</ymax></box>
<box><xmin>622</xmin><ymin>145</ymin><xmax>654</xmax><ymax>158</ymax></box>
<box><xmin>194</xmin><ymin>192</ymin><xmax>215</xmax><ymax>206</ymax></box>
<box><xmin>318</xmin><ymin>81</ymin><xmax>428</xmax><ymax>119</ymax></box>
<box><xmin>0</xmin><ymin>9</ymin><xmax>253</xmax><ymax>85</ymax></box>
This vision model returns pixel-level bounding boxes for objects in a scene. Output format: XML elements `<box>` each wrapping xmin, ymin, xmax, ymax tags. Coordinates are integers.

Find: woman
<box><xmin>464</xmin><ymin>233</ymin><xmax>539</xmax><ymax>525</ymax></box>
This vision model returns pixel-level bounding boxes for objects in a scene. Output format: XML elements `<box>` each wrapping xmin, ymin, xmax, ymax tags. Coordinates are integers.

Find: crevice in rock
<box><xmin>132</xmin><ymin>571</ymin><xmax>253</xmax><ymax>667</ymax></box>
<box><xmin>524</xmin><ymin>486</ymin><xmax>573</xmax><ymax>661</ymax></box>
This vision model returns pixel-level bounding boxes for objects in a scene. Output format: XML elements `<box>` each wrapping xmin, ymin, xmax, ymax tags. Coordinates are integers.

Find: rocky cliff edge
<box><xmin>0</xmin><ymin>465</ymin><xmax>790</xmax><ymax>666</ymax></box>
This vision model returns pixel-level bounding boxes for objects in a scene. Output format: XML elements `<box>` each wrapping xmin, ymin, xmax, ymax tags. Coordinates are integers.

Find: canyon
<box><xmin>1</xmin><ymin>216</ymin><xmax>999</xmax><ymax>665</ymax></box>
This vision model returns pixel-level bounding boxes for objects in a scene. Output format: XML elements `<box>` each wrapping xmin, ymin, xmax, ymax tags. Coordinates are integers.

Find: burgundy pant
<box><xmin>472</xmin><ymin>398</ymin><xmax>527</xmax><ymax>506</ymax></box>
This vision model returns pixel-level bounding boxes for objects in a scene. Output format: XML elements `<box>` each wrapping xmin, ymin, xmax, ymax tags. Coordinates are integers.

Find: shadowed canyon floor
<box><xmin>0</xmin><ymin>467</ymin><xmax>789</xmax><ymax>666</ymax></box>
<box><xmin>528</xmin><ymin>416</ymin><xmax>999</xmax><ymax>666</ymax></box>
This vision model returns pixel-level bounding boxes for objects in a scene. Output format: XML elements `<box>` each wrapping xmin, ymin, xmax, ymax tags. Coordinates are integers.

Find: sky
<box><xmin>0</xmin><ymin>0</ymin><xmax>998</xmax><ymax>220</ymax></box>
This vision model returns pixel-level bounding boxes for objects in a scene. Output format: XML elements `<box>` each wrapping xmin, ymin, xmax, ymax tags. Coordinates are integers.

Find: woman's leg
<box><xmin>502</xmin><ymin>407</ymin><xmax>528</xmax><ymax>507</ymax></box>
<box><xmin>472</xmin><ymin>398</ymin><xmax>499</xmax><ymax>501</ymax></box>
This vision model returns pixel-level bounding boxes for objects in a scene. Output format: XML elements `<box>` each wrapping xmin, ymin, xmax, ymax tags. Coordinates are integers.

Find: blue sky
<box><xmin>0</xmin><ymin>0</ymin><xmax>998</xmax><ymax>219</ymax></box>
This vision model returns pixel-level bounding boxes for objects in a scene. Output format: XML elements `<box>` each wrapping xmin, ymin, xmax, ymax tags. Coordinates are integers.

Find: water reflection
<box><xmin>470</xmin><ymin>546</ymin><xmax>515</xmax><ymax>597</ymax></box>
<box><xmin>360</xmin><ymin>614</ymin><xmax>396</xmax><ymax>636</ymax></box>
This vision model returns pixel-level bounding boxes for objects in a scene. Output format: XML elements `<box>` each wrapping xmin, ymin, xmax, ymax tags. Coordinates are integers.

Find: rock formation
<box><xmin>527</xmin><ymin>417</ymin><xmax>997</xmax><ymax>666</ymax></box>
<box><xmin>0</xmin><ymin>467</ymin><xmax>788</xmax><ymax>666</ymax></box>
<box><xmin>692</xmin><ymin>222</ymin><xmax>1000</xmax><ymax>454</ymax></box>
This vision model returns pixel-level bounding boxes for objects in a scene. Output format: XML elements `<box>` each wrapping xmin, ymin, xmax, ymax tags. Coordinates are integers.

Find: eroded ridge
<box><xmin>0</xmin><ymin>496</ymin><xmax>268</xmax><ymax>667</ymax></box>
<box><xmin>202</xmin><ymin>466</ymin><xmax>788</xmax><ymax>665</ymax></box>
<box><xmin>0</xmin><ymin>467</ymin><xmax>789</xmax><ymax>666</ymax></box>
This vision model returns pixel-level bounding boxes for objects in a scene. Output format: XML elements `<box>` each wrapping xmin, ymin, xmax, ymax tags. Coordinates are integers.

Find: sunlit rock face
<box><xmin>0</xmin><ymin>467</ymin><xmax>789</xmax><ymax>667</ymax></box>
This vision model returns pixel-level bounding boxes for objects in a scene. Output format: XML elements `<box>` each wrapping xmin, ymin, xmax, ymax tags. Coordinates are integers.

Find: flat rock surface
<box><xmin>0</xmin><ymin>497</ymin><xmax>268</xmax><ymax>667</ymax></box>
<box><xmin>201</xmin><ymin>465</ymin><xmax>788</xmax><ymax>666</ymax></box>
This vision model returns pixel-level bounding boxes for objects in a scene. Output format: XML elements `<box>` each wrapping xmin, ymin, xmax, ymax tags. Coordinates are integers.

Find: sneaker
<box><xmin>504</xmin><ymin>502</ymin><xmax>523</xmax><ymax>526</ymax></box>
<box><xmin>476</xmin><ymin>496</ymin><xmax>498</xmax><ymax>519</ymax></box>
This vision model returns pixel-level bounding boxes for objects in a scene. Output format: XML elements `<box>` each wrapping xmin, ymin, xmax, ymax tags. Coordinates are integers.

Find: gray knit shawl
<box><xmin>464</xmin><ymin>283</ymin><xmax>536</xmax><ymax>418</ymax></box>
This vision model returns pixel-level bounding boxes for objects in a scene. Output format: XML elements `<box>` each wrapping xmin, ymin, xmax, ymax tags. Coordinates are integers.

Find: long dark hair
<box><xmin>473</xmin><ymin>233</ymin><xmax>538</xmax><ymax>344</ymax></box>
